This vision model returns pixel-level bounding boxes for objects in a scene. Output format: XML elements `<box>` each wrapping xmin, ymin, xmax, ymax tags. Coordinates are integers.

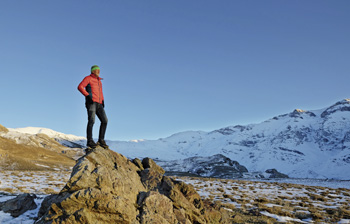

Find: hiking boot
<box><xmin>97</xmin><ymin>139</ymin><xmax>109</xmax><ymax>149</ymax></box>
<box><xmin>87</xmin><ymin>139</ymin><xmax>97</xmax><ymax>149</ymax></box>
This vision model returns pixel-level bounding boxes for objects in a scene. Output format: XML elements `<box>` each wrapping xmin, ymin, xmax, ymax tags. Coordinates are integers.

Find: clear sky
<box><xmin>1</xmin><ymin>1</ymin><xmax>349</xmax><ymax>141</ymax></box>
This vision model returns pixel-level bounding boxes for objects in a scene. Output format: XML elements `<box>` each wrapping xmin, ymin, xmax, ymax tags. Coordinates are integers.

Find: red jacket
<box><xmin>78</xmin><ymin>74</ymin><xmax>104</xmax><ymax>104</ymax></box>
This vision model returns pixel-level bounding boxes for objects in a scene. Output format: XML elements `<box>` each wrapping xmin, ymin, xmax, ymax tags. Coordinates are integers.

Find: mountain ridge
<box><xmin>110</xmin><ymin>99</ymin><xmax>350</xmax><ymax>179</ymax></box>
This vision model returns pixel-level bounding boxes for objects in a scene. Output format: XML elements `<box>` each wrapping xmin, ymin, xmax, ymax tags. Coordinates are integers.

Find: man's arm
<box><xmin>77</xmin><ymin>76</ymin><xmax>90</xmax><ymax>96</ymax></box>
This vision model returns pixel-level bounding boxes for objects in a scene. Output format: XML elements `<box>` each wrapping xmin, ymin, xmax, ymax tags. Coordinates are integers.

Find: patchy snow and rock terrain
<box><xmin>177</xmin><ymin>176</ymin><xmax>350</xmax><ymax>223</ymax></box>
<box><xmin>0</xmin><ymin>170</ymin><xmax>349</xmax><ymax>223</ymax></box>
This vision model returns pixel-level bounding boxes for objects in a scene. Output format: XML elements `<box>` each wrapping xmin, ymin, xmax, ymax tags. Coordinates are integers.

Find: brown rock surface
<box><xmin>36</xmin><ymin>148</ymin><xmax>231</xmax><ymax>223</ymax></box>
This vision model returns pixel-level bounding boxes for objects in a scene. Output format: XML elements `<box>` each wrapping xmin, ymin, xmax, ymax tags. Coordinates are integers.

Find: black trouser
<box><xmin>86</xmin><ymin>102</ymin><xmax>108</xmax><ymax>141</ymax></box>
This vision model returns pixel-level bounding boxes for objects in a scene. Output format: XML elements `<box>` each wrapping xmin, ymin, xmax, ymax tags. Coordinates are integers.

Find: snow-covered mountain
<box><xmin>108</xmin><ymin>99</ymin><xmax>350</xmax><ymax>180</ymax></box>
<box><xmin>6</xmin><ymin>127</ymin><xmax>86</xmax><ymax>148</ymax></box>
<box><xmin>7</xmin><ymin>127</ymin><xmax>83</xmax><ymax>140</ymax></box>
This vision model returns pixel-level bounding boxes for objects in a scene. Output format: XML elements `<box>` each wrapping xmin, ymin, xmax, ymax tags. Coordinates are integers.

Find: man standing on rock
<box><xmin>78</xmin><ymin>65</ymin><xmax>109</xmax><ymax>149</ymax></box>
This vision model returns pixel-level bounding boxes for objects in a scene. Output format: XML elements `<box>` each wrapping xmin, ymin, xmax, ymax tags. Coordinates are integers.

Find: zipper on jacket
<box><xmin>98</xmin><ymin>79</ymin><xmax>101</xmax><ymax>104</ymax></box>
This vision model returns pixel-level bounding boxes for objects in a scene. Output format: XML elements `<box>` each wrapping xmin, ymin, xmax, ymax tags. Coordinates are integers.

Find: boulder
<box><xmin>0</xmin><ymin>193</ymin><xmax>37</xmax><ymax>217</ymax></box>
<box><xmin>36</xmin><ymin>147</ymin><xmax>230</xmax><ymax>223</ymax></box>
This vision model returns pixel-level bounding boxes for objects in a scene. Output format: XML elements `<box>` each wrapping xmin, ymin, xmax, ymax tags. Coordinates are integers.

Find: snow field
<box><xmin>0</xmin><ymin>171</ymin><xmax>71</xmax><ymax>194</ymax></box>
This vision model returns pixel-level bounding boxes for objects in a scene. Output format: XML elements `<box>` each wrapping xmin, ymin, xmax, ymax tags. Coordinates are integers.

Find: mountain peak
<box><xmin>294</xmin><ymin>109</ymin><xmax>306</xmax><ymax>113</ymax></box>
<box><xmin>290</xmin><ymin>109</ymin><xmax>316</xmax><ymax>118</ymax></box>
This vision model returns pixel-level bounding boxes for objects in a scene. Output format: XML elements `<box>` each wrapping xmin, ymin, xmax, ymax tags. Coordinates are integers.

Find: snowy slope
<box><xmin>108</xmin><ymin>99</ymin><xmax>350</xmax><ymax>180</ymax></box>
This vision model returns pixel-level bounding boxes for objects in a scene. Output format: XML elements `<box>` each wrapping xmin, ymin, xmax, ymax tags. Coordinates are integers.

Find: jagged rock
<box><xmin>132</xmin><ymin>158</ymin><xmax>144</xmax><ymax>171</ymax></box>
<box><xmin>290</xmin><ymin>109</ymin><xmax>316</xmax><ymax>118</ymax></box>
<box><xmin>138</xmin><ymin>191</ymin><xmax>177</xmax><ymax>224</ymax></box>
<box><xmin>37</xmin><ymin>193</ymin><xmax>70</xmax><ymax>219</ymax></box>
<box><xmin>161</xmin><ymin>177</ymin><xmax>205</xmax><ymax>219</ymax></box>
<box><xmin>142</xmin><ymin>157</ymin><xmax>165</xmax><ymax>175</ymax></box>
<box><xmin>139</xmin><ymin>157</ymin><xmax>166</xmax><ymax>191</ymax></box>
<box><xmin>140</xmin><ymin>168</ymin><xmax>164</xmax><ymax>191</ymax></box>
<box><xmin>36</xmin><ymin>147</ymin><xmax>231</xmax><ymax>223</ymax></box>
<box><xmin>265</xmin><ymin>169</ymin><xmax>289</xmax><ymax>178</ymax></box>
<box><xmin>0</xmin><ymin>193</ymin><xmax>37</xmax><ymax>217</ymax></box>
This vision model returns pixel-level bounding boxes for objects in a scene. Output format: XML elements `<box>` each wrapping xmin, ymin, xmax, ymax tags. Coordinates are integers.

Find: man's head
<box><xmin>91</xmin><ymin>65</ymin><xmax>100</xmax><ymax>77</ymax></box>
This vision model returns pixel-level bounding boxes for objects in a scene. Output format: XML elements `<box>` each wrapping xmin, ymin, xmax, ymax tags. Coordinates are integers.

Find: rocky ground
<box><xmin>177</xmin><ymin>177</ymin><xmax>350</xmax><ymax>223</ymax></box>
<box><xmin>1</xmin><ymin>168</ymin><xmax>350</xmax><ymax>223</ymax></box>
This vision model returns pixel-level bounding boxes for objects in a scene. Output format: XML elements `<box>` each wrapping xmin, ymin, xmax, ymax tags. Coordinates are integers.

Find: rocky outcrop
<box><xmin>0</xmin><ymin>193</ymin><xmax>37</xmax><ymax>217</ymax></box>
<box><xmin>36</xmin><ymin>148</ymin><xmax>231</xmax><ymax>223</ymax></box>
<box><xmin>158</xmin><ymin>154</ymin><xmax>248</xmax><ymax>179</ymax></box>
<box><xmin>321</xmin><ymin>99</ymin><xmax>350</xmax><ymax>118</ymax></box>
<box><xmin>289</xmin><ymin>109</ymin><xmax>316</xmax><ymax>118</ymax></box>
<box><xmin>265</xmin><ymin>169</ymin><xmax>289</xmax><ymax>178</ymax></box>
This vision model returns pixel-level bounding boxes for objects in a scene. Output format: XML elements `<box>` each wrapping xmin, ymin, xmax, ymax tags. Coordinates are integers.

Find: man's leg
<box><xmin>96</xmin><ymin>104</ymin><xmax>108</xmax><ymax>142</ymax></box>
<box><xmin>86</xmin><ymin>102</ymin><xmax>97</xmax><ymax>144</ymax></box>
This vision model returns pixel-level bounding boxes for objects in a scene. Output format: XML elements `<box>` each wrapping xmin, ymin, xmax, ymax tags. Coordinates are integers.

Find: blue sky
<box><xmin>1</xmin><ymin>1</ymin><xmax>349</xmax><ymax>141</ymax></box>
